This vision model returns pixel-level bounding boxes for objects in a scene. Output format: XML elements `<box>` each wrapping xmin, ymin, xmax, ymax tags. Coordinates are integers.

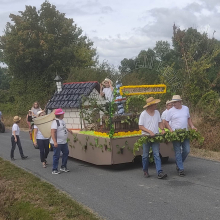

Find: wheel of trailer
<box><xmin>0</xmin><ymin>121</ymin><xmax>5</xmax><ymax>133</ymax></box>
<box><xmin>49</xmin><ymin>143</ymin><xmax>53</xmax><ymax>151</ymax></box>
<box><xmin>31</xmin><ymin>129</ymin><xmax>39</xmax><ymax>149</ymax></box>
<box><xmin>159</xmin><ymin>153</ymin><xmax>169</xmax><ymax>163</ymax></box>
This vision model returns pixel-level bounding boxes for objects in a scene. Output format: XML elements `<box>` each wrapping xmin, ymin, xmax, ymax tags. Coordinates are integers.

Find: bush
<box><xmin>196</xmin><ymin>90</ymin><xmax>220</xmax><ymax>122</ymax></box>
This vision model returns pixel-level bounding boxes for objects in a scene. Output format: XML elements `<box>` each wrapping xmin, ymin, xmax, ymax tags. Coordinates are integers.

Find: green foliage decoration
<box><xmin>133</xmin><ymin>129</ymin><xmax>204</xmax><ymax>155</ymax></box>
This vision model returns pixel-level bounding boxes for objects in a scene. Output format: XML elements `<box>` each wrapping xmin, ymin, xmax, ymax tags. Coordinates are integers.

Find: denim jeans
<box><xmin>142</xmin><ymin>141</ymin><xmax>162</xmax><ymax>174</ymax></box>
<box><xmin>37</xmin><ymin>139</ymin><xmax>49</xmax><ymax>162</ymax></box>
<box><xmin>11</xmin><ymin>135</ymin><xmax>24</xmax><ymax>158</ymax></box>
<box><xmin>172</xmin><ymin>139</ymin><xmax>190</xmax><ymax>171</ymax></box>
<box><xmin>51</xmin><ymin>143</ymin><xmax>69</xmax><ymax>171</ymax></box>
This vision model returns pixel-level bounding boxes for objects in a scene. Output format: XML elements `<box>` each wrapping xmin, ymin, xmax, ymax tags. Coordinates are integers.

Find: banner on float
<box><xmin>119</xmin><ymin>84</ymin><xmax>166</xmax><ymax>96</ymax></box>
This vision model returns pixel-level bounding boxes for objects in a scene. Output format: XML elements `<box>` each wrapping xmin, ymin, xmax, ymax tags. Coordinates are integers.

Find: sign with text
<box><xmin>119</xmin><ymin>84</ymin><xmax>166</xmax><ymax>96</ymax></box>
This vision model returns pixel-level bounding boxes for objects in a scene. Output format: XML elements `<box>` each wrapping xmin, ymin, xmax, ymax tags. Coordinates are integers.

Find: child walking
<box><xmin>11</xmin><ymin>116</ymin><xmax>28</xmax><ymax>161</ymax></box>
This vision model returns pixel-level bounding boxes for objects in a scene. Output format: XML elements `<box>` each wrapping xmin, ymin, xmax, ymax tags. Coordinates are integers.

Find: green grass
<box><xmin>0</xmin><ymin>158</ymin><xmax>100</xmax><ymax>220</ymax></box>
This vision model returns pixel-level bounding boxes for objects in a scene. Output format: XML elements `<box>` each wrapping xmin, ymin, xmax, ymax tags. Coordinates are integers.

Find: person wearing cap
<box><xmin>34</xmin><ymin>111</ymin><xmax>49</xmax><ymax>168</ymax></box>
<box><xmin>50</xmin><ymin>108</ymin><xmax>72</xmax><ymax>174</ymax></box>
<box><xmin>161</xmin><ymin>100</ymin><xmax>173</xmax><ymax>127</ymax></box>
<box><xmin>10</xmin><ymin>116</ymin><xmax>28</xmax><ymax>161</ymax></box>
<box><xmin>139</xmin><ymin>97</ymin><xmax>167</xmax><ymax>179</ymax></box>
<box><xmin>165</xmin><ymin>95</ymin><xmax>197</xmax><ymax>177</ymax></box>
<box><xmin>100</xmin><ymin>78</ymin><xmax>114</xmax><ymax>102</ymax></box>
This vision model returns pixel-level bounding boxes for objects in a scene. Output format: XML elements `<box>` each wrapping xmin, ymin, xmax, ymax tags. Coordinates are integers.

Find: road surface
<box><xmin>0</xmin><ymin>130</ymin><xmax>220</xmax><ymax>220</ymax></box>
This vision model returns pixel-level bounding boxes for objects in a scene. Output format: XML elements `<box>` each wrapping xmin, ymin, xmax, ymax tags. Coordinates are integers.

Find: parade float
<box><xmin>34</xmin><ymin>77</ymin><xmax>204</xmax><ymax>165</ymax></box>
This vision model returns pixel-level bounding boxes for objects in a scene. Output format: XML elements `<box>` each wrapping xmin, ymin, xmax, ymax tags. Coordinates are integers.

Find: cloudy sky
<box><xmin>0</xmin><ymin>0</ymin><xmax>220</xmax><ymax>67</ymax></box>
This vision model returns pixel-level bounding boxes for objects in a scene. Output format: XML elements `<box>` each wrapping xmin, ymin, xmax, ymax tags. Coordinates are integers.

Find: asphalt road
<box><xmin>1</xmin><ymin>130</ymin><xmax>220</xmax><ymax>220</ymax></box>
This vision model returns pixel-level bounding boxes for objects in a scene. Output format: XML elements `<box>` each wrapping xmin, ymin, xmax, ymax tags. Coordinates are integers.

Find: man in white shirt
<box><xmin>161</xmin><ymin>100</ymin><xmax>173</xmax><ymax>127</ymax></box>
<box><xmin>100</xmin><ymin>78</ymin><xmax>114</xmax><ymax>102</ymax></box>
<box><xmin>165</xmin><ymin>95</ymin><xmax>197</xmax><ymax>177</ymax></box>
<box><xmin>51</xmin><ymin>108</ymin><xmax>72</xmax><ymax>174</ymax></box>
<box><xmin>139</xmin><ymin>97</ymin><xmax>167</xmax><ymax>179</ymax></box>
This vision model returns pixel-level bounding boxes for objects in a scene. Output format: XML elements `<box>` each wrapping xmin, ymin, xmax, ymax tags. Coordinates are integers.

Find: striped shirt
<box><xmin>139</xmin><ymin>110</ymin><xmax>161</xmax><ymax>135</ymax></box>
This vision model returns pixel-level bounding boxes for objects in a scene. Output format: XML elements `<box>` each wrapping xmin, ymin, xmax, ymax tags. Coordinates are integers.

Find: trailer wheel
<box><xmin>160</xmin><ymin>153</ymin><xmax>169</xmax><ymax>163</ymax></box>
<box><xmin>0</xmin><ymin>121</ymin><xmax>5</xmax><ymax>133</ymax></box>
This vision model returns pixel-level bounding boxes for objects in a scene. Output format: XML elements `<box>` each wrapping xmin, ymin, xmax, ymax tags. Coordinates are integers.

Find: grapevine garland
<box><xmin>133</xmin><ymin>129</ymin><xmax>204</xmax><ymax>155</ymax></box>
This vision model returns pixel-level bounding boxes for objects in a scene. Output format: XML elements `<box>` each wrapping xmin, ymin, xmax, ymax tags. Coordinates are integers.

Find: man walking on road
<box><xmin>50</xmin><ymin>108</ymin><xmax>72</xmax><ymax>174</ymax></box>
<box><xmin>165</xmin><ymin>95</ymin><xmax>197</xmax><ymax>177</ymax></box>
<box><xmin>139</xmin><ymin>97</ymin><xmax>167</xmax><ymax>179</ymax></box>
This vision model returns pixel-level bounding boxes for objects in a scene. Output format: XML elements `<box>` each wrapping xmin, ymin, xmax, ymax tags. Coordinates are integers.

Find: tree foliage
<box><xmin>0</xmin><ymin>1</ymin><xmax>96</xmax><ymax>114</ymax></box>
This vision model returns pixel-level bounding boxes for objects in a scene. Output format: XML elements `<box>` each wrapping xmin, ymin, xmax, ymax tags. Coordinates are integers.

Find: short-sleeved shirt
<box><xmin>139</xmin><ymin>110</ymin><xmax>161</xmax><ymax>135</ymax></box>
<box><xmin>166</xmin><ymin>105</ymin><xmax>190</xmax><ymax>131</ymax></box>
<box><xmin>34</xmin><ymin>125</ymin><xmax>48</xmax><ymax>140</ymax></box>
<box><xmin>50</xmin><ymin>119</ymin><xmax>68</xmax><ymax>144</ymax></box>
<box><xmin>12</xmin><ymin>123</ymin><xmax>20</xmax><ymax>135</ymax></box>
<box><xmin>161</xmin><ymin>109</ymin><xmax>171</xmax><ymax>125</ymax></box>
<box><xmin>103</xmin><ymin>87</ymin><xmax>113</xmax><ymax>102</ymax></box>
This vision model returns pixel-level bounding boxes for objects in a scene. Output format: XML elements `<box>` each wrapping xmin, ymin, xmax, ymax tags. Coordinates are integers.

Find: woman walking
<box><xmin>33</xmin><ymin>111</ymin><xmax>49</xmax><ymax>168</ymax></box>
<box><xmin>11</xmin><ymin>116</ymin><xmax>28</xmax><ymax>160</ymax></box>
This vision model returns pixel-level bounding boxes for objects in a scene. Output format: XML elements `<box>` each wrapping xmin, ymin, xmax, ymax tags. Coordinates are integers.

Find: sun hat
<box><xmin>102</xmin><ymin>78</ymin><xmax>113</xmax><ymax>86</ymax></box>
<box><xmin>166</xmin><ymin>100</ymin><xmax>173</xmax><ymax>105</ymax></box>
<box><xmin>37</xmin><ymin>110</ymin><xmax>44</xmax><ymax>117</ymax></box>
<box><xmin>54</xmin><ymin>108</ymin><xmax>65</xmax><ymax>115</ymax></box>
<box><xmin>13</xmin><ymin>116</ymin><xmax>21</xmax><ymax>122</ymax></box>
<box><xmin>143</xmin><ymin>97</ymin><xmax>161</xmax><ymax>108</ymax></box>
<box><xmin>170</xmin><ymin>95</ymin><xmax>182</xmax><ymax>102</ymax></box>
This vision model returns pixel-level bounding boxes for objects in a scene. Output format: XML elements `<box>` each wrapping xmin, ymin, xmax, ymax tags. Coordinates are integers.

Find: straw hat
<box><xmin>170</xmin><ymin>95</ymin><xmax>182</xmax><ymax>102</ymax></box>
<box><xmin>13</xmin><ymin>116</ymin><xmax>21</xmax><ymax>122</ymax></box>
<box><xmin>166</xmin><ymin>100</ymin><xmax>172</xmax><ymax>105</ymax></box>
<box><xmin>102</xmin><ymin>78</ymin><xmax>113</xmax><ymax>86</ymax></box>
<box><xmin>143</xmin><ymin>97</ymin><xmax>161</xmax><ymax>108</ymax></box>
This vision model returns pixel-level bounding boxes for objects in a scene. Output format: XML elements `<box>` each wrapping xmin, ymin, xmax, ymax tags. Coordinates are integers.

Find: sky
<box><xmin>1</xmin><ymin>0</ymin><xmax>220</xmax><ymax>67</ymax></box>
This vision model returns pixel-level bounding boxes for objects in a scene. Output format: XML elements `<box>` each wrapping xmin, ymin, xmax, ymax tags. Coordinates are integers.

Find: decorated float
<box><xmin>34</xmin><ymin>77</ymin><xmax>204</xmax><ymax>165</ymax></box>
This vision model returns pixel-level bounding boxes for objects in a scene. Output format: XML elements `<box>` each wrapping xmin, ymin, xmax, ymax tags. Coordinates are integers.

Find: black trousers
<box><xmin>11</xmin><ymin>135</ymin><xmax>24</xmax><ymax>158</ymax></box>
<box><xmin>37</xmin><ymin>139</ymin><xmax>49</xmax><ymax>162</ymax></box>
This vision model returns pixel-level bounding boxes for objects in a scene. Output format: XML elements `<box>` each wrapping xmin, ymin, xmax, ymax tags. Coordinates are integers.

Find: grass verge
<box><xmin>0</xmin><ymin>157</ymin><xmax>100</xmax><ymax>220</ymax></box>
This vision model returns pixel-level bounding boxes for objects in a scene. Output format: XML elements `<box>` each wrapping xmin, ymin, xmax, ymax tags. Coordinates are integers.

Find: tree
<box><xmin>0</xmin><ymin>1</ymin><xmax>96</xmax><ymax>114</ymax></box>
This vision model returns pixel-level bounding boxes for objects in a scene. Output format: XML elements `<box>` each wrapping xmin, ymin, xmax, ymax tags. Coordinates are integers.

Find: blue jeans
<box><xmin>172</xmin><ymin>139</ymin><xmax>190</xmax><ymax>171</ymax></box>
<box><xmin>51</xmin><ymin>143</ymin><xmax>69</xmax><ymax>171</ymax></box>
<box><xmin>142</xmin><ymin>142</ymin><xmax>162</xmax><ymax>174</ymax></box>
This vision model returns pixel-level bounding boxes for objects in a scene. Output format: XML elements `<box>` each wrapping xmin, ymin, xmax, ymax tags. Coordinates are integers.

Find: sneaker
<box><xmin>44</xmin><ymin>160</ymin><xmax>48</xmax><ymax>165</ymax></box>
<box><xmin>179</xmin><ymin>170</ymin><xmax>185</xmax><ymax>177</ymax></box>
<box><xmin>43</xmin><ymin>162</ymin><xmax>47</xmax><ymax>168</ymax></box>
<box><xmin>144</xmin><ymin>171</ymin><xmax>150</xmax><ymax>178</ymax></box>
<box><xmin>11</xmin><ymin>158</ymin><xmax>15</xmax><ymax>161</ymax></box>
<box><xmin>21</xmin><ymin>156</ymin><xmax>28</xmax><ymax>160</ymax></box>
<box><xmin>158</xmin><ymin>172</ymin><xmax>168</xmax><ymax>179</ymax></box>
<box><xmin>60</xmin><ymin>167</ymin><xmax>70</xmax><ymax>172</ymax></box>
<box><xmin>52</xmin><ymin>170</ymin><xmax>60</xmax><ymax>174</ymax></box>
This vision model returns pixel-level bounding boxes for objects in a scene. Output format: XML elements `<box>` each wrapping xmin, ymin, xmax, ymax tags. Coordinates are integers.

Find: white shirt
<box><xmin>50</xmin><ymin>119</ymin><xmax>68</xmax><ymax>144</ymax></box>
<box><xmin>166</xmin><ymin>105</ymin><xmax>190</xmax><ymax>131</ymax></box>
<box><xmin>12</xmin><ymin>123</ymin><xmax>20</xmax><ymax>135</ymax></box>
<box><xmin>103</xmin><ymin>87</ymin><xmax>113</xmax><ymax>102</ymax></box>
<box><xmin>139</xmin><ymin>110</ymin><xmax>161</xmax><ymax>135</ymax></box>
<box><xmin>34</xmin><ymin>125</ymin><xmax>48</xmax><ymax>140</ymax></box>
<box><xmin>161</xmin><ymin>109</ymin><xmax>168</xmax><ymax>120</ymax></box>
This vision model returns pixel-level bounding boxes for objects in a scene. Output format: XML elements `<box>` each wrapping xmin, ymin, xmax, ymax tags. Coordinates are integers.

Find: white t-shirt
<box><xmin>139</xmin><ymin>110</ymin><xmax>161</xmax><ymax>135</ymax></box>
<box><xmin>161</xmin><ymin>109</ymin><xmax>168</xmax><ymax>120</ymax></box>
<box><xmin>50</xmin><ymin>119</ymin><xmax>68</xmax><ymax>144</ymax></box>
<box><xmin>166</xmin><ymin>105</ymin><xmax>190</xmax><ymax>131</ymax></box>
<box><xmin>34</xmin><ymin>125</ymin><xmax>48</xmax><ymax>140</ymax></box>
<box><xmin>103</xmin><ymin>87</ymin><xmax>113</xmax><ymax>102</ymax></box>
<box><xmin>12</xmin><ymin>123</ymin><xmax>20</xmax><ymax>135</ymax></box>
